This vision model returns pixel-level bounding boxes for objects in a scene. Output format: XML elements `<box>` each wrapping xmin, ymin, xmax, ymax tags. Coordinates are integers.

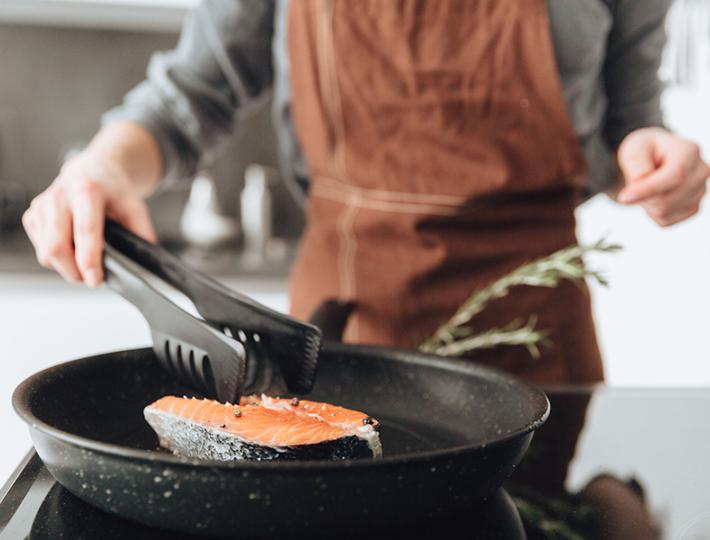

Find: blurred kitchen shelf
<box><xmin>0</xmin><ymin>0</ymin><xmax>198</xmax><ymax>33</ymax></box>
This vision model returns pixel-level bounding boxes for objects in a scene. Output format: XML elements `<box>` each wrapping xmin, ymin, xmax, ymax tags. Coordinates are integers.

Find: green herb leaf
<box><xmin>419</xmin><ymin>239</ymin><xmax>621</xmax><ymax>357</ymax></box>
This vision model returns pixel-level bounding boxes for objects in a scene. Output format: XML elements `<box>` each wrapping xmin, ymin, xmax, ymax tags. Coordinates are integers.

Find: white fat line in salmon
<box><xmin>254</xmin><ymin>395</ymin><xmax>380</xmax><ymax>448</ymax></box>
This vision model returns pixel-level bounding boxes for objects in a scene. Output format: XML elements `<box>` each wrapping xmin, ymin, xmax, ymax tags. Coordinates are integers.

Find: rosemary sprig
<box><xmin>427</xmin><ymin>316</ymin><xmax>550</xmax><ymax>358</ymax></box>
<box><xmin>419</xmin><ymin>239</ymin><xmax>621</xmax><ymax>356</ymax></box>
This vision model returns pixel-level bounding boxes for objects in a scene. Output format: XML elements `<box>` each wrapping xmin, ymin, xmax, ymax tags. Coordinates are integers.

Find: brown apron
<box><xmin>286</xmin><ymin>0</ymin><xmax>604</xmax><ymax>384</ymax></box>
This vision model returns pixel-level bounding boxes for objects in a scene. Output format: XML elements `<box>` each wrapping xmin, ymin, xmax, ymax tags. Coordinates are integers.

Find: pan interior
<box><xmin>16</xmin><ymin>347</ymin><xmax>547</xmax><ymax>460</ymax></box>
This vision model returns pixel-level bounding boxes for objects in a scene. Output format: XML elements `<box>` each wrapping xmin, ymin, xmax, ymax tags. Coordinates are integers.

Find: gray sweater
<box><xmin>104</xmin><ymin>0</ymin><xmax>671</xmax><ymax>201</ymax></box>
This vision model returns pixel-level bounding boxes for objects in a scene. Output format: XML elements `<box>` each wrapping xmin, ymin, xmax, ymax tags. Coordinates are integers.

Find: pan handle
<box><xmin>308</xmin><ymin>300</ymin><xmax>356</xmax><ymax>342</ymax></box>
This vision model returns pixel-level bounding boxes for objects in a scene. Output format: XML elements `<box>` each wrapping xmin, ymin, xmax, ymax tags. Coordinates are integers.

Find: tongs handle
<box><xmin>105</xmin><ymin>219</ymin><xmax>273</xmax><ymax>324</ymax></box>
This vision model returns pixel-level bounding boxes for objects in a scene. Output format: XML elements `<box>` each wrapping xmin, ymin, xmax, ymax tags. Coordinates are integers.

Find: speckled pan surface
<box><xmin>13</xmin><ymin>345</ymin><xmax>548</xmax><ymax>539</ymax></box>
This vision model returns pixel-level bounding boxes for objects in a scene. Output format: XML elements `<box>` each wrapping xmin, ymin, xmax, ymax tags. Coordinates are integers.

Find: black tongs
<box><xmin>102</xmin><ymin>219</ymin><xmax>322</xmax><ymax>403</ymax></box>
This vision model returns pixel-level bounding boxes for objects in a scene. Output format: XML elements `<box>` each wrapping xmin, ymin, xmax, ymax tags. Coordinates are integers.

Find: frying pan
<box><xmin>13</xmin><ymin>343</ymin><xmax>548</xmax><ymax>539</ymax></box>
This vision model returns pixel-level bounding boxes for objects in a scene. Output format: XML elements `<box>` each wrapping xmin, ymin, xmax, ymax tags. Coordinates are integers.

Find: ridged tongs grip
<box><xmin>102</xmin><ymin>220</ymin><xmax>322</xmax><ymax>402</ymax></box>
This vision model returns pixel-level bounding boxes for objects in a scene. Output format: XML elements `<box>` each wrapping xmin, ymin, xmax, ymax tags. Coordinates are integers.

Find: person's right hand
<box><xmin>22</xmin><ymin>150</ymin><xmax>157</xmax><ymax>287</ymax></box>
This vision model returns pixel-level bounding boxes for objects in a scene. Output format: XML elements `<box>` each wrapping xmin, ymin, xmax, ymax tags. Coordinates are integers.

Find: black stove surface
<box><xmin>2</xmin><ymin>387</ymin><xmax>710</xmax><ymax>539</ymax></box>
<box><xmin>0</xmin><ymin>454</ymin><xmax>524</xmax><ymax>540</ymax></box>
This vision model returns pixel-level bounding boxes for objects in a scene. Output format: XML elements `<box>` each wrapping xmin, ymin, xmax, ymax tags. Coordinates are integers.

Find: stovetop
<box><xmin>2</xmin><ymin>387</ymin><xmax>710</xmax><ymax>539</ymax></box>
<box><xmin>0</xmin><ymin>455</ymin><xmax>528</xmax><ymax>540</ymax></box>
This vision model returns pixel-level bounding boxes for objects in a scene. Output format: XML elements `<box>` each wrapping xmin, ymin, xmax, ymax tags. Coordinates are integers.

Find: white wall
<box><xmin>576</xmin><ymin>84</ymin><xmax>710</xmax><ymax>386</ymax></box>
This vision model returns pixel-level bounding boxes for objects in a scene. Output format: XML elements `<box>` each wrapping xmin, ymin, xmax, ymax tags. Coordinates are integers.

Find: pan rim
<box><xmin>12</xmin><ymin>346</ymin><xmax>549</xmax><ymax>471</ymax></box>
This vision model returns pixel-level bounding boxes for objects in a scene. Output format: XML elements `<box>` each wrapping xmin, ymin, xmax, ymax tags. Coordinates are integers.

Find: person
<box><xmin>22</xmin><ymin>0</ymin><xmax>709</xmax><ymax>384</ymax></box>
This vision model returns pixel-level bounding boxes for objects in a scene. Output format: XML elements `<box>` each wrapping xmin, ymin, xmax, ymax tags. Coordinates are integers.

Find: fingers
<box><xmin>635</xmin><ymin>159</ymin><xmax>708</xmax><ymax>226</ymax></box>
<box><xmin>23</xmin><ymin>176</ymin><xmax>156</xmax><ymax>288</ymax></box>
<box><xmin>642</xmin><ymin>165</ymin><xmax>706</xmax><ymax>211</ymax></box>
<box><xmin>23</xmin><ymin>188</ymin><xmax>81</xmax><ymax>282</ymax></box>
<box><xmin>22</xmin><ymin>202</ymin><xmax>40</xmax><ymax>248</ymax></box>
<box><xmin>43</xmin><ymin>196</ymin><xmax>82</xmax><ymax>282</ymax></box>
<box><xmin>643</xmin><ymin>179</ymin><xmax>706</xmax><ymax>227</ymax></box>
<box><xmin>71</xmin><ymin>181</ymin><xmax>107</xmax><ymax>288</ymax></box>
<box><xmin>23</xmin><ymin>144</ymin><xmax>157</xmax><ymax>286</ymax></box>
<box><xmin>618</xmin><ymin>132</ymin><xmax>705</xmax><ymax>203</ymax></box>
<box><xmin>110</xmin><ymin>199</ymin><xmax>158</xmax><ymax>244</ymax></box>
<box><xmin>618</xmin><ymin>154</ymin><xmax>689</xmax><ymax>204</ymax></box>
<box><xmin>649</xmin><ymin>200</ymin><xmax>702</xmax><ymax>228</ymax></box>
<box><xmin>616</xmin><ymin>128</ymin><xmax>709</xmax><ymax>226</ymax></box>
<box><xmin>617</xmin><ymin>131</ymin><xmax>658</xmax><ymax>189</ymax></box>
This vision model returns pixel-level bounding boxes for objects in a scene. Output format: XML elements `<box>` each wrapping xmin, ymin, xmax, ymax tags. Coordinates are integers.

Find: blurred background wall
<box><xmin>0</xmin><ymin>16</ymin><xmax>303</xmax><ymax>238</ymax></box>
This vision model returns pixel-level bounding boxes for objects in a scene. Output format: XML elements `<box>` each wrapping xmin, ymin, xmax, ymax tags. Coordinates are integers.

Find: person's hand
<box><xmin>617</xmin><ymin>127</ymin><xmax>709</xmax><ymax>227</ymax></box>
<box><xmin>22</xmin><ymin>150</ymin><xmax>157</xmax><ymax>287</ymax></box>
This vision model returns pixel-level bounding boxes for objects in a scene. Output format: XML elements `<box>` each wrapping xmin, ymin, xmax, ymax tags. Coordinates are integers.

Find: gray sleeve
<box><xmin>102</xmin><ymin>0</ymin><xmax>275</xmax><ymax>184</ymax></box>
<box><xmin>602</xmin><ymin>0</ymin><xmax>672</xmax><ymax>150</ymax></box>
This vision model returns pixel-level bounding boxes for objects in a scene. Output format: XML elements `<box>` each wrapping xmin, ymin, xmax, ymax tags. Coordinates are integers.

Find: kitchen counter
<box><xmin>1</xmin><ymin>386</ymin><xmax>709</xmax><ymax>538</ymax></box>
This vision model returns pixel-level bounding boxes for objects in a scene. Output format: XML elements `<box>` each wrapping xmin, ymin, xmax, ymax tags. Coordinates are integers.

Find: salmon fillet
<box><xmin>144</xmin><ymin>395</ymin><xmax>382</xmax><ymax>461</ymax></box>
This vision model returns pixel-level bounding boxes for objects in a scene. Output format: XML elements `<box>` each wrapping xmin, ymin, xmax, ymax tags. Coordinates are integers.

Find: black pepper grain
<box><xmin>233</xmin><ymin>407</ymin><xmax>242</xmax><ymax>417</ymax></box>
<box><xmin>291</xmin><ymin>397</ymin><xmax>300</xmax><ymax>406</ymax></box>
<box><xmin>362</xmin><ymin>416</ymin><xmax>374</xmax><ymax>425</ymax></box>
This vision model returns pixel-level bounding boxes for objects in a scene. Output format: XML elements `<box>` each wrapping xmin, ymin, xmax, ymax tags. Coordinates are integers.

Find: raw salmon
<box><xmin>144</xmin><ymin>395</ymin><xmax>382</xmax><ymax>461</ymax></box>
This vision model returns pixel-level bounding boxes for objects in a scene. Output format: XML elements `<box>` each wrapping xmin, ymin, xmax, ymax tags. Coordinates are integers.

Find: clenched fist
<box><xmin>617</xmin><ymin>127</ymin><xmax>710</xmax><ymax>227</ymax></box>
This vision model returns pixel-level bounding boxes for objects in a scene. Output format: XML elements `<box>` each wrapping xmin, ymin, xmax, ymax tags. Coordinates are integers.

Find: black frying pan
<box><xmin>13</xmin><ymin>344</ymin><xmax>548</xmax><ymax>539</ymax></box>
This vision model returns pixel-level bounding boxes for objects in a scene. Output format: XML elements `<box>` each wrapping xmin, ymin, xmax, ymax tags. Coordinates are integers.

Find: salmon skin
<box><xmin>144</xmin><ymin>395</ymin><xmax>382</xmax><ymax>462</ymax></box>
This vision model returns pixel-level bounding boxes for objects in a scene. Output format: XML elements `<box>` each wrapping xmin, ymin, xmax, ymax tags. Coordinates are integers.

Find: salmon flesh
<box><xmin>144</xmin><ymin>395</ymin><xmax>382</xmax><ymax>461</ymax></box>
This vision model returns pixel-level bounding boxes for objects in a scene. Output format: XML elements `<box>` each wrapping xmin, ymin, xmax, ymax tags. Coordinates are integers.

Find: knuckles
<box><xmin>648</xmin><ymin>206</ymin><xmax>675</xmax><ymax>227</ymax></box>
<box><xmin>647</xmin><ymin>208</ymin><xmax>666</xmax><ymax>223</ymax></box>
<box><xmin>690</xmin><ymin>142</ymin><xmax>702</xmax><ymax>161</ymax></box>
<box><xmin>671</xmin><ymin>175</ymin><xmax>685</xmax><ymax>192</ymax></box>
<box><xmin>21</xmin><ymin>209</ymin><xmax>33</xmax><ymax>230</ymax></box>
<box><xmin>74</xmin><ymin>177</ymin><xmax>102</xmax><ymax>198</ymax></box>
<box><xmin>678</xmin><ymin>140</ymin><xmax>702</xmax><ymax>162</ymax></box>
<box><xmin>37</xmin><ymin>254</ymin><xmax>52</xmax><ymax>268</ymax></box>
<box><xmin>667</xmin><ymin>163</ymin><xmax>686</xmax><ymax>189</ymax></box>
<box><xmin>46</xmin><ymin>184</ymin><xmax>67</xmax><ymax>206</ymax></box>
<box><xmin>656</xmin><ymin>217</ymin><xmax>674</xmax><ymax>228</ymax></box>
<box><xmin>648</xmin><ymin>201</ymin><xmax>702</xmax><ymax>227</ymax></box>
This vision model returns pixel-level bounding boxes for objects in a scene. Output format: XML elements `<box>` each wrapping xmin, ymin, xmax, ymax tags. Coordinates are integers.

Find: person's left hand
<box><xmin>616</xmin><ymin>127</ymin><xmax>709</xmax><ymax>227</ymax></box>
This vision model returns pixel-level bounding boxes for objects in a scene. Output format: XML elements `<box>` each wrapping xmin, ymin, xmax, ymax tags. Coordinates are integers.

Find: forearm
<box><xmin>103</xmin><ymin>0</ymin><xmax>276</xmax><ymax>185</ymax></box>
<box><xmin>85</xmin><ymin>121</ymin><xmax>163</xmax><ymax>197</ymax></box>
